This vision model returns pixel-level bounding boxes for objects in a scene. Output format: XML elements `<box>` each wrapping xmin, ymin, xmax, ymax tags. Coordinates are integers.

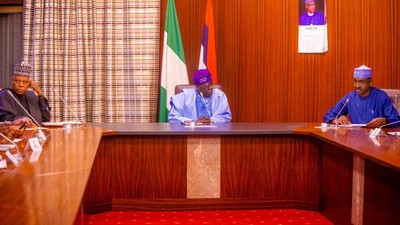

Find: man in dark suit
<box><xmin>0</xmin><ymin>62</ymin><xmax>51</xmax><ymax>126</ymax></box>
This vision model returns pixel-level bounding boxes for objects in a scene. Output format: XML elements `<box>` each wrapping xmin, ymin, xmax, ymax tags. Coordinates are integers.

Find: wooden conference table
<box><xmin>0</xmin><ymin>122</ymin><xmax>399</xmax><ymax>225</ymax></box>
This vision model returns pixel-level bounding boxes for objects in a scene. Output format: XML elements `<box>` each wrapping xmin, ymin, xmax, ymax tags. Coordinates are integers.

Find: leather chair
<box><xmin>382</xmin><ymin>88</ymin><xmax>400</xmax><ymax>113</ymax></box>
<box><xmin>175</xmin><ymin>84</ymin><xmax>221</xmax><ymax>94</ymax></box>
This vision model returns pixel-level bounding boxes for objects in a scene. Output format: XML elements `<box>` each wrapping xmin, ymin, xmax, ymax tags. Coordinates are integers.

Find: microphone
<box><xmin>51</xmin><ymin>87</ymin><xmax>83</xmax><ymax>124</ymax></box>
<box><xmin>369</xmin><ymin>120</ymin><xmax>400</xmax><ymax>138</ymax></box>
<box><xmin>199</xmin><ymin>92</ymin><xmax>212</xmax><ymax>119</ymax></box>
<box><xmin>334</xmin><ymin>98</ymin><xmax>350</xmax><ymax>128</ymax></box>
<box><xmin>7</xmin><ymin>90</ymin><xmax>47</xmax><ymax>140</ymax></box>
<box><xmin>7</xmin><ymin>90</ymin><xmax>43</xmax><ymax>128</ymax></box>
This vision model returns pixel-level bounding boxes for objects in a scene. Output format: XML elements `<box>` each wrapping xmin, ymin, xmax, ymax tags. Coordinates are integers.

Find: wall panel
<box><xmin>5</xmin><ymin>0</ymin><xmax>398</xmax><ymax>122</ymax></box>
<box><xmin>161</xmin><ymin>0</ymin><xmax>400</xmax><ymax>123</ymax></box>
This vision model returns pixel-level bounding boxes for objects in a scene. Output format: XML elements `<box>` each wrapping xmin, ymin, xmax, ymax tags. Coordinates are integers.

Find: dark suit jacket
<box><xmin>0</xmin><ymin>88</ymin><xmax>51</xmax><ymax>124</ymax></box>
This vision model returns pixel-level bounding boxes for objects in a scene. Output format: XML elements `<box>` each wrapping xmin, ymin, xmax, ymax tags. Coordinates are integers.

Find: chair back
<box><xmin>175</xmin><ymin>84</ymin><xmax>222</xmax><ymax>94</ymax></box>
<box><xmin>382</xmin><ymin>88</ymin><xmax>400</xmax><ymax>113</ymax></box>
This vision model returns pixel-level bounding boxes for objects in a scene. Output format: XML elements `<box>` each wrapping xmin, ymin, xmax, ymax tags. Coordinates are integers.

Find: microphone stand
<box><xmin>51</xmin><ymin>87</ymin><xmax>84</xmax><ymax>126</ymax></box>
<box><xmin>369</xmin><ymin>120</ymin><xmax>400</xmax><ymax>138</ymax></box>
<box><xmin>7</xmin><ymin>90</ymin><xmax>47</xmax><ymax>141</ymax></box>
<box><xmin>334</xmin><ymin>98</ymin><xmax>350</xmax><ymax>129</ymax></box>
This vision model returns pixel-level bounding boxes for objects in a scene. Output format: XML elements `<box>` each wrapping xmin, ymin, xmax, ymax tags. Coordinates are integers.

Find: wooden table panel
<box><xmin>319</xmin><ymin>141</ymin><xmax>353</xmax><ymax>225</ymax></box>
<box><xmin>221</xmin><ymin>135</ymin><xmax>319</xmax><ymax>204</ymax></box>
<box><xmin>363</xmin><ymin>159</ymin><xmax>400</xmax><ymax>225</ymax></box>
<box><xmin>82</xmin><ymin>135</ymin><xmax>187</xmax><ymax>213</ymax></box>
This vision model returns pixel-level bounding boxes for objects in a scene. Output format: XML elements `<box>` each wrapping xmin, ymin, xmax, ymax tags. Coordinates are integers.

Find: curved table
<box><xmin>1</xmin><ymin>123</ymin><xmax>399</xmax><ymax>225</ymax></box>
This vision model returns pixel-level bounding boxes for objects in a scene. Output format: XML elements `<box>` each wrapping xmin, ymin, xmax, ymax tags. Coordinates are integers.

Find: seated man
<box><xmin>0</xmin><ymin>62</ymin><xmax>51</xmax><ymax>126</ymax></box>
<box><xmin>323</xmin><ymin>65</ymin><xmax>400</xmax><ymax>128</ymax></box>
<box><xmin>168</xmin><ymin>69</ymin><xmax>232</xmax><ymax>124</ymax></box>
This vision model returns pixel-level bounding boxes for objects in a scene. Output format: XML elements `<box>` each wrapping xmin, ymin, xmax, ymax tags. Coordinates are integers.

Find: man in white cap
<box><xmin>168</xmin><ymin>69</ymin><xmax>232</xmax><ymax>124</ymax></box>
<box><xmin>299</xmin><ymin>0</ymin><xmax>325</xmax><ymax>26</ymax></box>
<box><xmin>323</xmin><ymin>65</ymin><xmax>400</xmax><ymax>128</ymax></box>
<box><xmin>0</xmin><ymin>62</ymin><xmax>51</xmax><ymax>126</ymax></box>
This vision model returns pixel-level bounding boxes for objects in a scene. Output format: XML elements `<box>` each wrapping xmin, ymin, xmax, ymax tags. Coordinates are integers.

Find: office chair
<box><xmin>382</xmin><ymin>88</ymin><xmax>400</xmax><ymax>113</ymax></box>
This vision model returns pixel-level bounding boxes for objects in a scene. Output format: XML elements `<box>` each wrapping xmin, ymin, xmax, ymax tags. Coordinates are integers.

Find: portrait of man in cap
<box><xmin>323</xmin><ymin>65</ymin><xmax>400</xmax><ymax>128</ymax></box>
<box><xmin>299</xmin><ymin>0</ymin><xmax>325</xmax><ymax>26</ymax></box>
<box><xmin>168</xmin><ymin>69</ymin><xmax>232</xmax><ymax>124</ymax></box>
<box><xmin>0</xmin><ymin>62</ymin><xmax>51</xmax><ymax>126</ymax></box>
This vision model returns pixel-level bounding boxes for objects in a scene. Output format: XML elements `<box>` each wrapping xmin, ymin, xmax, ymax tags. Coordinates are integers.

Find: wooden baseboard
<box><xmin>111</xmin><ymin>198</ymin><xmax>319</xmax><ymax>212</ymax></box>
<box><xmin>83</xmin><ymin>201</ymin><xmax>112</xmax><ymax>214</ymax></box>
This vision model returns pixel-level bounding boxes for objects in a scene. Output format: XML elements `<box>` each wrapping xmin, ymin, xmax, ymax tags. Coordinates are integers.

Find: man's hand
<box><xmin>366</xmin><ymin>117</ymin><xmax>387</xmax><ymax>128</ymax></box>
<box><xmin>13</xmin><ymin>117</ymin><xmax>34</xmax><ymax>128</ymax></box>
<box><xmin>332</xmin><ymin>115</ymin><xmax>351</xmax><ymax>125</ymax></box>
<box><xmin>196</xmin><ymin>116</ymin><xmax>212</xmax><ymax>124</ymax></box>
<box><xmin>30</xmin><ymin>80</ymin><xmax>43</xmax><ymax>96</ymax></box>
<box><xmin>7</xmin><ymin>126</ymin><xmax>24</xmax><ymax>138</ymax></box>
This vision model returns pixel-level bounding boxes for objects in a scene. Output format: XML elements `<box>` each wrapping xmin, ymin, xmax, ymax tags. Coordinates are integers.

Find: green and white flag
<box><xmin>159</xmin><ymin>0</ymin><xmax>189</xmax><ymax>122</ymax></box>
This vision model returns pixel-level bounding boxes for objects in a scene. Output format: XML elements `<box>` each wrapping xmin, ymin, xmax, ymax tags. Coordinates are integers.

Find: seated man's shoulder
<box><xmin>0</xmin><ymin>88</ymin><xmax>10</xmax><ymax>97</ymax></box>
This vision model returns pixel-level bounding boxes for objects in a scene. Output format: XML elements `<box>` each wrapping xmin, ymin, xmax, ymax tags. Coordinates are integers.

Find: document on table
<box><xmin>43</xmin><ymin>121</ymin><xmax>83</xmax><ymax>127</ymax></box>
<box><xmin>336</xmin><ymin>124</ymin><xmax>367</xmax><ymax>128</ymax></box>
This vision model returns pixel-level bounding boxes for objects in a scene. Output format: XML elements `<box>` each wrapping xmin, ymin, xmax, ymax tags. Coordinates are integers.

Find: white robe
<box><xmin>168</xmin><ymin>88</ymin><xmax>232</xmax><ymax>123</ymax></box>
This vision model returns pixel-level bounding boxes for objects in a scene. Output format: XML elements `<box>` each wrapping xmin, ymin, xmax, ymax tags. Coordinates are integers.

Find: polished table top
<box><xmin>304</xmin><ymin>123</ymin><xmax>400</xmax><ymax>172</ymax></box>
<box><xmin>90</xmin><ymin>122</ymin><xmax>310</xmax><ymax>135</ymax></box>
<box><xmin>0</xmin><ymin>125</ymin><xmax>105</xmax><ymax>225</ymax></box>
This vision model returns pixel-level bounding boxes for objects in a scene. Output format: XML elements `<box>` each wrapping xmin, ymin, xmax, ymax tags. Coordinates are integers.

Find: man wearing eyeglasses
<box><xmin>323</xmin><ymin>65</ymin><xmax>400</xmax><ymax>128</ymax></box>
<box><xmin>0</xmin><ymin>62</ymin><xmax>51</xmax><ymax>126</ymax></box>
<box><xmin>168</xmin><ymin>69</ymin><xmax>232</xmax><ymax>124</ymax></box>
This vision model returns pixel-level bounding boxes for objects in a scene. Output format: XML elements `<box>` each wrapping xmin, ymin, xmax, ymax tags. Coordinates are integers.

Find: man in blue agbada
<box><xmin>323</xmin><ymin>65</ymin><xmax>400</xmax><ymax>128</ymax></box>
<box><xmin>299</xmin><ymin>0</ymin><xmax>325</xmax><ymax>26</ymax></box>
<box><xmin>168</xmin><ymin>69</ymin><xmax>232</xmax><ymax>124</ymax></box>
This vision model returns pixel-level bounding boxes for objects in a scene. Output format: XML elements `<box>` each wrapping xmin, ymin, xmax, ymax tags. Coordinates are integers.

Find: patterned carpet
<box><xmin>77</xmin><ymin>209</ymin><xmax>334</xmax><ymax>225</ymax></box>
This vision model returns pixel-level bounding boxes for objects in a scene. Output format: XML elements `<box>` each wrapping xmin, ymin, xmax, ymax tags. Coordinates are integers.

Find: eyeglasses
<box><xmin>353</xmin><ymin>79</ymin><xmax>370</xmax><ymax>85</ymax></box>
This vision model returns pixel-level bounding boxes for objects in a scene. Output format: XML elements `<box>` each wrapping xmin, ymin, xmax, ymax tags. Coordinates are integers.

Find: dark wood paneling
<box><xmin>82</xmin><ymin>135</ymin><xmax>187</xmax><ymax>213</ymax></box>
<box><xmin>162</xmin><ymin>0</ymin><xmax>400</xmax><ymax>123</ymax></box>
<box><xmin>319</xmin><ymin>141</ymin><xmax>353</xmax><ymax>225</ymax></box>
<box><xmin>84</xmin><ymin>133</ymin><xmax>320</xmax><ymax>213</ymax></box>
<box><xmin>0</xmin><ymin>0</ymin><xmax>22</xmax><ymax>5</ymax></box>
<box><xmin>221</xmin><ymin>135</ymin><xmax>320</xmax><ymax>203</ymax></box>
<box><xmin>112</xmin><ymin>198</ymin><xmax>318</xmax><ymax>211</ymax></box>
<box><xmin>111</xmin><ymin>136</ymin><xmax>187</xmax><ymax>199</ymax></box>
<box><xmin>82</xmin><ymin>137</ymin><xmax>114</xmax><ymax>213</ymax></box>
<box><xmin>363</xmin><ymin>159</ymin><xmax>400</xmax><ymax>225</ymax></box>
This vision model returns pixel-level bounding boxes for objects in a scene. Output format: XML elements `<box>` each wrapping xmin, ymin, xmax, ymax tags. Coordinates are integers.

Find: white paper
<box><xmin>43</xmin><ymin>121</ymin><xmax>83</xmax><ymax>127</ymax></box>
<box><xmin>0</xmin><ymin>144</ymin><xmax>14</xmax><ymax>152</ymax></box>
<box><xmin>298</xmin><ymin>25</ymin><xmax>328</xmax><ymax>53</ymax></box>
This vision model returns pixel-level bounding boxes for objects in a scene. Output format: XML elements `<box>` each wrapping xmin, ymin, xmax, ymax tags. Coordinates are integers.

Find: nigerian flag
<box><xmin>159</xmin><ymin>0</ymin><xmax>189</xmax><ymax>122</ymax></box>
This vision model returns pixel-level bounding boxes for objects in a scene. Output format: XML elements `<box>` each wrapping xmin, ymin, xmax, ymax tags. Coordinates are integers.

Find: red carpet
<box><xmin>78</xmin><ymin>209</ymin><xmax>333</xmax><ymax>224</ymax></box>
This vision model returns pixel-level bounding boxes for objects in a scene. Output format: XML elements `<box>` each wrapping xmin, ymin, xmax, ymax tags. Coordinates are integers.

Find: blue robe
<box><xmin>299</xmin><ymin>11</ymin><xmax>325</xmax><ymax>26</ymax></box>
<box><xmin>323</xmin><ymin>87</ymin><xmax>400</xmax><ymax>126</ymax></box>
<box><xmin>0</xmin><ymin>88</ymin><xmax>51</xmax><ymax>124</ymax></box>
<box><xmin>168</xmin><ymin>88</ymin><xmax>232</xmax><ymax>123</ymax></box>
